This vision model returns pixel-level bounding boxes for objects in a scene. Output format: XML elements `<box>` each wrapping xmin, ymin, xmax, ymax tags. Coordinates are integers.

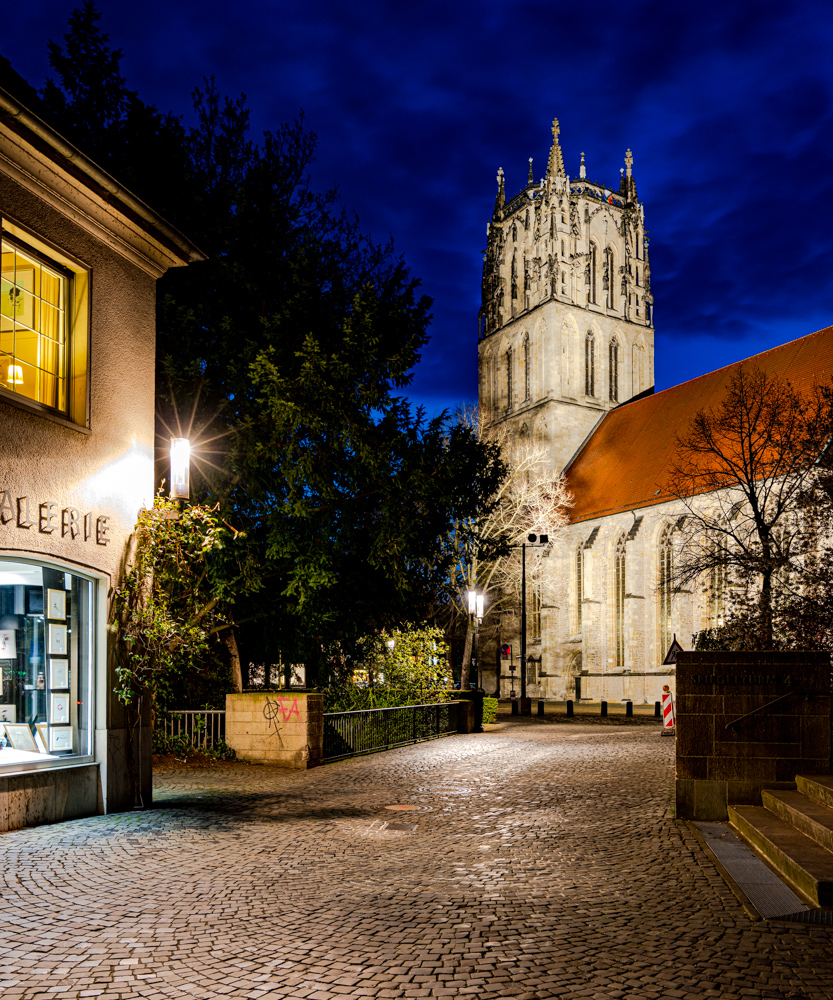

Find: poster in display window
<box><xmin>4</xmin><ymin>724</ymin><xmax>38</xmax><ymax>753</ymax></box>
<box><xmin>0</xmin><ymin>704</ymin><xmax>15</xmax><ymax>723</ymax></box>
<box><xmin>50</xmin><ymin>659</ymin><xmax>69</xmax><ymax>690</ymax></box>
<box><xmin>0</xmin><ymin>629</ymin><xmax>17</xmax><ymax>658</ymax></box>
<box><xmin>35</xmin><ymin>723</ymin><xmax>49</xmax><ymax>753</ymax></box>
<box><xmin>48</xmin><ymin>623</ymin><xmax>67</xmax><ymax>655</ymax></box>
<box><xmin>47</xmin><ymin>588</ymin><xmax>66</xmax><ymax>620</ymax></box>
<box><xmin>50</xmin><ymin>692</ymin><xmax>70</xmax><ymax>724</ymax></box>
<box><xmin>49</xmin><ymin>727</ymin><xmax>72</xmax><ymax>752</ymax></box>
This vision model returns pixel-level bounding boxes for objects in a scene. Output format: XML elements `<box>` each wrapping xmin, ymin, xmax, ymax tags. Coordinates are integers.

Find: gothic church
<box><xmin>477</xmin><ymin>118</ymin><xmax>833</xmax><ymax>704</ymax></box>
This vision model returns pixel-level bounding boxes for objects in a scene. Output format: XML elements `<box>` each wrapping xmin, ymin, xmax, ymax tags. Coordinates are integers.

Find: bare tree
<box><xmin>447</xmin><ymin>407</ymin><xmax>573</xmax><ymax>686</ymax></box>
<box><xmin>666</xmin><ymin>364</ymin><xmax>833</xmax><ymax>645</ymax></box>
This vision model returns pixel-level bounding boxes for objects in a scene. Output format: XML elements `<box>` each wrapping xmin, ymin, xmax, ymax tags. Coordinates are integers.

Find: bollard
<box><xmin>626</xmin><ymin>700</ymin><xmax>633</xmax><ymax>718</ymax></box>
<box><xmin>537</xmin><ymin>700</ymin><xmax>545</xmax><ymax>717</ymax></box>
<box><xmin>655</xmin><ymin>701</ymin><xmax>661</xmax><ymax>718</ymax></box>
<box><xmin>601</xmin><ymin>700</ymin><xmax>608</xmax><ymax>717</ymax></box>
<box><xmin>566</xmin><ymin>699</ymin><xmax>574</xmax><ymax>717</ymax></box>
<box><xmin>511</xmin><ymin>699</ymin><xmax>518</xmax><ymax>716</ymax></box>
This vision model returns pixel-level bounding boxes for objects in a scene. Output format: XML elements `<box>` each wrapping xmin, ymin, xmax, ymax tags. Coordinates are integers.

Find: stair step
<box><xmin>796</xmin><ymin>774</ymin><xmax>833</xmax><ymax>811</ymax></box>
<box><xmin>729</xmin><ymin>804</ymin><xmax>833</xmax><ymax>907</ymax></box>
<box><xmin>763</xmin><ymin>789</ymin><xmax>833</xmax><ymax>853</ymax></box>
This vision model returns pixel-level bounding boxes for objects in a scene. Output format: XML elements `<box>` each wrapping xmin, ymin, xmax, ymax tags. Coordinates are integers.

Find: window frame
<box><xmin>0</xmin><ymin>223</ymin><xmax>90</xmax><ymax>432</ymax></box>
<box><xmin>0</xmin><ymin>553</ymin><xmax>100</xmax><ymax>777</ymax></box>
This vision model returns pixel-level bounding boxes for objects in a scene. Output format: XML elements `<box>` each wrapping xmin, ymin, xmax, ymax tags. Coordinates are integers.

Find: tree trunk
<box><xmin>761</xmin><ymin>571</ymin><xmax>774</xmax><ymax>648</ymax></box>
<box><xmin>460</xmin><ymin>620</ymin><xmax>473</xmax><ymax>690</ymax></box>
<box><xmin>223</xmin><ymin>627</ymin><xmax>244</xmax><ymax>692</ymax></box>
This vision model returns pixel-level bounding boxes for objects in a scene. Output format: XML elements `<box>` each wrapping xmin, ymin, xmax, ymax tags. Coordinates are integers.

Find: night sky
<box><xmin>7</xmin><ymin>1</ymin><xmax>833</xmax><ymax>416</ymax></box>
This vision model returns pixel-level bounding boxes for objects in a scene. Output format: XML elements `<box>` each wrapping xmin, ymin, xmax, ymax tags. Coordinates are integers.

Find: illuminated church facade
<box><xmin>477</xmin><ymin>119</ymin><xmax>833</xmax><ymax>704</ymax></box>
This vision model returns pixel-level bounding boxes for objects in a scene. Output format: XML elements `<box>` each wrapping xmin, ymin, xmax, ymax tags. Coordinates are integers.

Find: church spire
<box><xmin>494</xmin><ymin>166</ymin><xmax>505</xmax><ymax>217</ymax></box>
<box><xmin>622</xmin><ymin>148</ymin><xmax>638</xmax><ymax>202</ymax></box>
<box><xmin>546</xmin><ymin>117</ymin><xmax>566</xmax><ymax>179</ymax></box>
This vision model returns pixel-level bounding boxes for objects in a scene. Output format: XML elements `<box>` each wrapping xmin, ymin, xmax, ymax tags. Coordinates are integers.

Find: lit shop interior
<box><xmin>0</xmin><ymin>560</ymin><xmax>94</xmax><ymax>767</ymax></box>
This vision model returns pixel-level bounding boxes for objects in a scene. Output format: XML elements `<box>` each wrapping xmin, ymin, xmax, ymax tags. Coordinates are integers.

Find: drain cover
<box><xmin>385</xmin><ymin>821</ymin><xmax>417</xmax><ymax>832</ymax></box>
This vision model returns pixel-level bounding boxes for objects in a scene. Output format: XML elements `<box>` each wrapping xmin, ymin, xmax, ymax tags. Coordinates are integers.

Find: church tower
<box><xmin>478</xmin><ymin>119</ymin><xmax>655</xmax><ymax>474</ymax></box>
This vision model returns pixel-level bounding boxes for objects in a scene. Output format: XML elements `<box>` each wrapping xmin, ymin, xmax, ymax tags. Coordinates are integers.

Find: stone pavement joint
<box><xmin>1</xmin><ymin>721</ymin><xmax>831</xmax><ymax>998</ymax></box>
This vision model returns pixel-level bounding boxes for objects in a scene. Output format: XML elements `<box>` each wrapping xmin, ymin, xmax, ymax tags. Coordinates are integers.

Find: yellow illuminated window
<box><xmin>1</xmin><ymin>238</ymin><xmax>68</xmax><ymax>413</ymax></box>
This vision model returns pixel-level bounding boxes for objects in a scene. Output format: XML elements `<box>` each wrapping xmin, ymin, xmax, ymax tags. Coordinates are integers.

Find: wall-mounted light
<box><xmin>6</xmin><ymin>365</ymin><xmax>23</xmax><ymax>385</ymax></box>
<box><xmin>170</xmin><ymin>437</ymin><xmax>191</xmax><ymax>500</ymax></box>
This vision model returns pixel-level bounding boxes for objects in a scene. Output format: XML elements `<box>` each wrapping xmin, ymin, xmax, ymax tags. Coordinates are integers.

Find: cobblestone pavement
<box><xmin>2</xmin><ymin>719</ymin><xmax>832</xmax><ymax>999</ymax></box>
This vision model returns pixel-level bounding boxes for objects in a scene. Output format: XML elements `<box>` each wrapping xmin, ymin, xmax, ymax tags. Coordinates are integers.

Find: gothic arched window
<box><xmin>588</xmin><ymin>242</ymin><xmax>598</xmax><ymax>304</ymax></box>
<box><xmin>561</xmin><ymin>239</ymin><xmax>565</xmax><ymax>257</ymax></box>
<box><xmin>505</xmin><ymin>347</ymin><xmax>513</xmax><ymax>410</ymax></box>
<box><xmin>523</xmin><ymin>335</ymin><xmax>531</xmax><ymax>401</ymax></box>
<box><xmin>530</xmin><ymin>580</ymin><xmax>542</xmax><ymax>642</ymax></box>
<box><xmin>605</xmin><ymin>247</ymin><xmax>616</xmax><ymax>308</ymax></box>
<box><xmin>658</xmin><ymin>525</ymin><xmax>674</xmax><ymax>658</ymax></box>
<box><xmin>585</xmin><ymin>332</ymin><xmax>595</xmax><ymax>396</ymax></box>
<box><xmin>609</xmin><ymin>338</ymin><xmax>619</xmax><ymax>403</ymax></box>
<box><xmin>615</xmin><ymin>533</ymin><xmax>626</xmax><ymax>668</ymax></box>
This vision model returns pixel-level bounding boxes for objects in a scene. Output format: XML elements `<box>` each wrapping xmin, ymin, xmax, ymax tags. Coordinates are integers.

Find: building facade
<box><xmin>0</xmin><ymin>84</ymin><xmax>202</xmax><ymax>829</ymax></box>
<box><xmin>477</xmin><ymin>117</ymin><xmax>833</xmax><ymax>704</ymax></box>
<box><xmin>478</xmin><ymin>119</ymin><xmax>654</xmax><ymax>477</ymax></box>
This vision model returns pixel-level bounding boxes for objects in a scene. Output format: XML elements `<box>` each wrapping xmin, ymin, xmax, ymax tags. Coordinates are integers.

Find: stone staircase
<box><xmin>729</xmin><ymin>775</ymin><xmax>833</xmax><ymax>908</ymax></box>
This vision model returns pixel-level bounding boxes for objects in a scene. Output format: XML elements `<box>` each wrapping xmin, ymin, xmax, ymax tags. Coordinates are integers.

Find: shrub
<box><xmin>482</xmin><ymin>697</ymin><xmax>498</xmax><ymax>725</ymax></box>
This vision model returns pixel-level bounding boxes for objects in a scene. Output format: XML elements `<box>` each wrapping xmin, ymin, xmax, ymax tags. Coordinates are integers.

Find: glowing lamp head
<box><xmin>476</xmin><ymin>594</ymin><xmax>485</xmax><ymax>619</ymax></box>
<box><xmin>467</xmin><ymin>590</ymin><xmax>477</xmax><ymax>615</ymax></box>
<box><xmin>170</xmin><ymin>437</ymin><xmax>191</xmax><ymax>500</ymax></box>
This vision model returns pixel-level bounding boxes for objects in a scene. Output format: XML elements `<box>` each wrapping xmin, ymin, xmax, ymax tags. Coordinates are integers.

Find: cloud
<box><xmin>7</xmin><ymin>0</ymin><xmax>833</xmax><ymax>410</ymax></box>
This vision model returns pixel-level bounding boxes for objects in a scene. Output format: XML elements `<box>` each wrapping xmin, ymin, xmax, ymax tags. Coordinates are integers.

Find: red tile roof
<box><xmin>565</xmin><ymin>324</ymin><xmax>833</xmax><ymax>523</ymax></box>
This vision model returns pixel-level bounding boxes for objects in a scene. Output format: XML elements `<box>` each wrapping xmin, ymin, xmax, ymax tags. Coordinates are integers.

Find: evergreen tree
<box><xmin>39</xmin><ymin>5</ymin><xmax>506</xmax><ymax>681</ymax></box>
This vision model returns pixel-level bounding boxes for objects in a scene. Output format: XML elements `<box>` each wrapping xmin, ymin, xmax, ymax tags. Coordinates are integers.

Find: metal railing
<box><xmin>323</xmin><ymin>701</ymin><xmax>459</xmax><ymax>762</ymax></box>
<box><xmin>160</xmin><ymin>710</ymin><xmax>226</xmax><ymax>750</ymax></box>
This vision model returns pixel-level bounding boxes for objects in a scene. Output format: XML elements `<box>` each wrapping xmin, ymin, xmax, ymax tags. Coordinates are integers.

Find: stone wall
<box><xmin>225</xmin><ymin>693</ymin><xmax>324</xmax><ymax>768</ymax></box>
<box><xmin>675</xmin><ymin>651</ymin><xmax>831</xmax><ymax>821</ymax></box>
<box><xmin>0</xmin><ymin>763</ymin><xmax>99</xmax><ymax>832</ymax></box>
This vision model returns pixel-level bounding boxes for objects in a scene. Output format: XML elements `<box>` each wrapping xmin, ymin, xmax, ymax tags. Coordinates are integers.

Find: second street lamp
<box><xmin>467</xmin><ymin>589</ymin><xmax>485</xmax><ymax>690</ymax></box>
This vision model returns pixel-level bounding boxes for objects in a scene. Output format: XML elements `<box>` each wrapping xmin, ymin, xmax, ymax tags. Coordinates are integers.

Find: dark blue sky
<box><xmin>8</xmin><ymin>1</ymin><xmax>833</xmax><ymax>415</ymax></box>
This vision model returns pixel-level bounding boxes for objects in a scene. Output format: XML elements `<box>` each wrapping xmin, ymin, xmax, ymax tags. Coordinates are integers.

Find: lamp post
<box><xmin>170</xmin><ymin>438</ymin><xmax>191</xmax><ymax>501</ymax></box>
<box><xmin>519</xmin><ymin>532</ymin><xmax>548</xmax><ymax>714</ymax></box>
<box><xmin>467</xmin><ymin>589</ymin><xmax>485</xmax><ymax>690</ymax></box>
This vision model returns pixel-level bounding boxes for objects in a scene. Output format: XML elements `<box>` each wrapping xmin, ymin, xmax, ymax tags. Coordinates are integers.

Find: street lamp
<box><xmin>170</xmin><ymin>438</ymin><xmax>191</xmax><ymax>500</ymax></box>
<box><xmin>519</xmin><ymin>532</ymin><xmax>548</xmax><ymax>714</ymax></box>
<box><xmin>467</xmin><ymin>589</ymin><xmax>485</xmax><ymax>690</ymax></box>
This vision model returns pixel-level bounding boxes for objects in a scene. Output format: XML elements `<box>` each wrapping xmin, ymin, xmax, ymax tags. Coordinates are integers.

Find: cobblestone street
<box><xmin>2</xmin><ymin>718</ymin><xmax>832</xmax><ymax>999</ymax></box>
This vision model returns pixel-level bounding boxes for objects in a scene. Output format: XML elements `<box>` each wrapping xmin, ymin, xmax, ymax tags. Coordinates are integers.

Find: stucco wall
<box><xmin>1</xmin><ymin>169</ymin><xmax>157</xmax><ymax>816</ymax></box>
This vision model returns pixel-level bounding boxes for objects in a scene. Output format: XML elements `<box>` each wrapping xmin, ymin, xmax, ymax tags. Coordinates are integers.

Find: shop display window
<box><xmin>0</xmin><ymin>559</ymin><xmax>94</xmax><ymax>768</ymax></box>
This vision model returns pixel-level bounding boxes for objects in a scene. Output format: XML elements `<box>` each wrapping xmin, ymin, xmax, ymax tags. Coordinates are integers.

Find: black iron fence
<box><xmin>323</xmin><ymin>701</ymin><xmax>459</xmax><ymax>762</ymax></box>
<box><xmin>160</xmin><ymin>710</ymin><xmax>226</xmax><ymax>750</ymax></box>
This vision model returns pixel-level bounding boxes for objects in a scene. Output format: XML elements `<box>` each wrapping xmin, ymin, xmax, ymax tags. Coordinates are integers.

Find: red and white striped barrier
<box><xmin>661</xmin><ymin>685</ymin><xmax>675</xmax><ymax>730</ymax></box>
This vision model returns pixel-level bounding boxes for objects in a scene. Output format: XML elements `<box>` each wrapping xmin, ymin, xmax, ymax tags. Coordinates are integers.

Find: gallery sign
<box><xmin>0</xmin><ymin>491</ymin><xmax>109</xmax><ymax>545</ymax></box>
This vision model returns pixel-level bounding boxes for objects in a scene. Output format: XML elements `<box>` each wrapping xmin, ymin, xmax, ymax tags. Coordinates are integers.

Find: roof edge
<box><xmin>0</xmin><ymin>86</ymin><xmax>206</xmax><ymax>266</ymax></box>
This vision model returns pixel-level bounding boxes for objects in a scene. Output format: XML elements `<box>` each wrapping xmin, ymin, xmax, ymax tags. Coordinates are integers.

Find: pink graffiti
<box><xmin>278</xmin><ymin>697</ymin><xmax>300</xmax><ymax>722</ymax></box>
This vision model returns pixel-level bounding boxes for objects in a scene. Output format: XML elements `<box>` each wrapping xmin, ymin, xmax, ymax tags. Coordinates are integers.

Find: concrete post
<box><xmin>225</xmin><ymin>692</ymin><xmax>323</xmax><ymax>768</ymax></box>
